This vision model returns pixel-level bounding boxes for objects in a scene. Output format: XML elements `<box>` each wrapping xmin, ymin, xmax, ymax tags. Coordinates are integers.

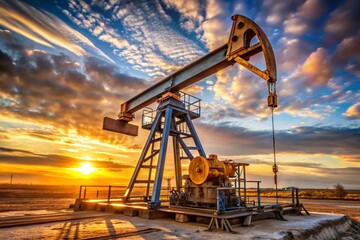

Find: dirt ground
<box><xmin>303</xmin><ymin>203</ymin><xmax>360</xmax><ymax>222</ymax></box>
<box><xmin>0</xmin><ymin>211</ymin><xmax>355</xmax><ymax>240</ymax></box>
<box><xmin>261</xmin><ymin>197</ymin><xmax>360</xmax><ymax>223</ymax></box>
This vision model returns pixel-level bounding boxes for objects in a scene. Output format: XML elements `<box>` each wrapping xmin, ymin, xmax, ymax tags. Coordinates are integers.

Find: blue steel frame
<box><xmin>124</xmin><ymin>97</ymin><xmax>206</xmax><ymax>209</ymax></box>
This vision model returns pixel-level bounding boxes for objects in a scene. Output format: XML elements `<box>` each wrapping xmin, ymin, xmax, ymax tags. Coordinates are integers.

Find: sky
<box><xmin>0</xmin><ymin>0</ymin><xmax>359</xmax><ymax>189</ymax></box>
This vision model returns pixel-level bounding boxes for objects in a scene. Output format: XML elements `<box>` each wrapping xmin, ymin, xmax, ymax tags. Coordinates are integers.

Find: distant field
<box><xmin>0</xmin><ymin>184</ymin><xmax>79</xmax><ymax>198</ymax></box>
<box><xmin>0</xmin><ymin>184</ymin><xmax>359</xmax><ymax>220</ymax></box>
<box><xmin>1</xmin><ymin>184</ymin><xmax>359</xmax><ymax>200</ymax></box>
<box><xmin>246</xmin><ymin>189</ymin><xmax>360</xmax><ymax>200</ymax></box>
<box><xmin>0</xmin><ymin>184</ymin><xmax>79</xmax><ymax>212</ymax></box>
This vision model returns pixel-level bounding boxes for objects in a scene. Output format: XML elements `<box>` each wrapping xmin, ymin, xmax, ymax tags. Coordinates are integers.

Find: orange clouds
<box><xmin>344</xmin><ymin>103</ymin><xmax>360</xmax><ymax>119</ymax></box>
<box><xmin>301</xmin><ymin>48</ymin><xmax>332</xmax><ymax>87</ymax></box>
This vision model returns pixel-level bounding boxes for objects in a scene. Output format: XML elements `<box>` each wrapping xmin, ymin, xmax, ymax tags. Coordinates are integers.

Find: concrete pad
<box><xmin>243</xmin><ymin>215</ymin><xmax>252</xmax><ymax>226</ymax></box>
<box><xmin>138</xmin><ymin>209</ymin><xmax>169</xmax><ymax>219</ymax></box>
<box><xmin>175</xmin><ymin>213</ymin><xmax>191</xmax><ymax>223</ymax></box>
<box><xmin>124</xmin><ymin>208</ymin><xmax>139</xmax><ymax>216</ymax></box>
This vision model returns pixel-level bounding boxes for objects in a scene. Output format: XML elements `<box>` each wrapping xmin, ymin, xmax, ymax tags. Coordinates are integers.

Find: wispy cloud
<box><xmin>62</xmin><ymin>0</ymin><xmax>205</xmax><ymax>78</ymax></box>
<box><xmin>163</xmin><ymin>0</ymin><xmax>204</xmax><ymax>32</ymax></box>
<box><xmin>0</xmin><ymin>0</ymin><xmax>113</xmax><ymax>62</ymax></box>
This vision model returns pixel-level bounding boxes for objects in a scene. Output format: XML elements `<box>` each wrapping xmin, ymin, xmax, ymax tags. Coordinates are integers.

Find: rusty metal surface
<box><xmin>227</xmin><ymin>14</ymin><xmax>277</xmax><ymax>83</ymax></box>
<box><xmin>102</xmin><ymin>117</ymin><xmax>138</xmax><ymax>136</ymax></box>
<box><xmin>189</xmin><ymin>156</ymin><xmax>210</xmax><ymax>185</ymax></box>
<box><xmin>189</xmin><ymin>155</ymin><xmax>237</xmax><ymax>185</ymax></box>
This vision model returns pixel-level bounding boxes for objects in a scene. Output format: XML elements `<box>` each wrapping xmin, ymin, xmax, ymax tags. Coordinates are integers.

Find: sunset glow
<box><xmin>78</xmin><ymin>163</ymin><xmax>95</xmax><ymax>175</ymax></box>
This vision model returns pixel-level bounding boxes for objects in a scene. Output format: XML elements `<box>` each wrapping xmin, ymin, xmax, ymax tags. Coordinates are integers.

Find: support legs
<box><xmin>149</xmin><ymin>108</ymin><xmax>173</xmax><ymax>209</ymax></box>
<box><xmin>124</xmin><ymin>102</ymin><xmax>206</xmax><ymax>209</ymax></box>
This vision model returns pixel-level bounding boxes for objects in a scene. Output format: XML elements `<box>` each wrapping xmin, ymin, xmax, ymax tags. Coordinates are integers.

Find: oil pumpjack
<box><xmin>104</xmin><ymin>15</ymin><xmax>277</xmax><ymax>210</ymax></box>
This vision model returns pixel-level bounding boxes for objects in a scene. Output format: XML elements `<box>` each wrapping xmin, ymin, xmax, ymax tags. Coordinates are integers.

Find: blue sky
<box><xmin>0</xmin><ymin>0</ymin><xmax>359</xmax><ymax>189</ymax></box>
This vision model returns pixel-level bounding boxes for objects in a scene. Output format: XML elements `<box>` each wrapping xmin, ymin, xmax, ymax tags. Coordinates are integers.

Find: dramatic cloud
<box><xmin>0</xmin><ymin>31</ymin><xmax>146</xmax><ymax>146</ymax></box>
<box><xmin>197</xmin><ymin>123</ymin><xmax>360</xmax><ymax>157</ymax></box>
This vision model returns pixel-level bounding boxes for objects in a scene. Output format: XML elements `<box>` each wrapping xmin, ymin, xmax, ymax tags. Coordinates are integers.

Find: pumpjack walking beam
<box><xmin>103</xmin><ymin>15</ymin><xmax>277</xmax><ymax>209</ymax></box>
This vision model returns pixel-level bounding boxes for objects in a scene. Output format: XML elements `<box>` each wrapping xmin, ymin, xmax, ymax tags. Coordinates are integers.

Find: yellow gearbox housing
<box><xmin>189</xmin><ymin>154</ymin><xmax>236</xmax><ymax>185</ymax></box>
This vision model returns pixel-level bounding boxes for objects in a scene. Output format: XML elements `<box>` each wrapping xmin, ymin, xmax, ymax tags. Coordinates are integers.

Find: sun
<box><xmin>79</xmin><ymin>162</ymin><xmax>95</xmax><ymax>175</ymax></box>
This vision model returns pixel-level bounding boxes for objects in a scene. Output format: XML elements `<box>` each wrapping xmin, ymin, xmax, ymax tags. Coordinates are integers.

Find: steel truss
<box><xmin>124</xmin><ymin>96</ymin><xmax>206</xmax><ymax>209</ymax></box>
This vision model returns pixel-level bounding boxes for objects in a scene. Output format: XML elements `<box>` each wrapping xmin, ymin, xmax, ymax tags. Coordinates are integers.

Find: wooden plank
<box><xmin>103</xmin><ymin>117</ymin><xmax>138</xmax><ymax>136</ymax></box>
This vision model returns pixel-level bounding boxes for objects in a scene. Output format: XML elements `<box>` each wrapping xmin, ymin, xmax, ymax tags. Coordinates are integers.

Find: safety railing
<box><xmin>141</xmin><ymin>91</ymin><xmax>201</xmax><ymax>129</ymax></box>
<box><xmin>78</xmin><ymin>185</ymin><xmax>125</xmax><ymax>203</ymax></box>
<box><xmin>216</xmin><ymin>180</ymin><xmax>262</xmax><ymax>214</ymax></box>
<box><xmin>179</xmin><ymin>91</ymin><xmax>201</xmax><ymax>118</ymax></box>
<box><xmin>142</xmin><ymin>107</ymin><xmax>155</xmax><ymax>128</ymax></box>
<box><xmin>78</xmin><ymin>185</ymin><xmax>172</xmax><ymax>203</ymax></box>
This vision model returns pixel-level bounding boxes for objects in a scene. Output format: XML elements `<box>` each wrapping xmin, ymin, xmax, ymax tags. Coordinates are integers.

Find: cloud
<box><xmin>208</xmin><ymin>64</ymin><xmax>273</xmax><ymax>119</ymax></box>
<box><xmin>278</xmin><ymin>48</ymin><xmax>339</xmax><ymax>118</ymax></box>
<box><xmin>0</xmin><ymin>149</ymin><xmax>132</xmax><ymax>170</ymax></box>
<box><xmin>276</xmin><ymin>37</ymin><xmax>312</xmax><ymax>71</ymax></box>
<box><xmin>278</xmin><ymin>167</ymin><xmax>360</xmax><ymax>189</ymax></box>
<box><xmin>283</xmin><ymin>14</ymin><xmax>308</xmax><ymax>35</ymax></box>
<box><xmin>283</xmin><ymin>0</ymin><xmax>327</xmax><ymax>35</ymax></box>
<box><xmin>0</xmin><ymin>147</ymin><xmax>34</xmax><ymax>155</ymax></box>
<box><xmin>183</xmin><ymin>85</ymin><xmax>203</xmax><ymax>95</ymax></box>
<box><xmin>197</xmin><ymin>123</ymin><xmax>360</xmax><ymax>157</ymax></box>
<box><xmin>325</xmin><ymin>0</ymin><xmax>360</xmax><ymax>41</ymax></box>
<box><xmin>343</xmin><ymin>103</ymin><xmax>360</xmax><ymax>119</ymax></box>
<box><xmin>333</xmin><ymin>32</ymin><xmax>360</xmax><ymax>75</ymax></box>
<box><xmin>301</xmin><ymin>48</ymin><xmax>332</xmax><ymax>87</ymax></box>
<box><xmin>281</xmin><ymin>161</ymin><xmax>323</xmax><ymax>168</ymax></box>
<box><xmin>163</xmin><ymin>0</ymin><xmax>204</xmax><ymax>31</ymax></box>
<box><xmin>0</xmin><ymin>32</ymin><xmax>146</xmax><ymax>146</ymax></box>
<box><xmin>0</xmin><ymin>147</ymin><xmax>134</xmax><ymax>185</ymax></box>
<box><xmin>63</xmin><ymin>0</ymin><xmax>205</xmax><ymax>78</ymax></box>
<box><xmin>197</xmin><ymin>0</ymin><xmax>232</xmax><ymax>50</ymax></box>
<box><xmin>261</xmin><ymin>1</ymin><xmax>300</xmax><ymax>25</ymax></box>
<box><xmin>281</xmin><ymin>48</ymin><xmax>332</xmax><ymax>96</ymax></box>
<box><xmin>201</xmin><ymin>103</ymin><xmax>247</xmax><ymax>122</ymax></box>
<box><xmin>0</xmin><ymin>0</ymin><xmax>113</xmax><ymax>62</ymax></box>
